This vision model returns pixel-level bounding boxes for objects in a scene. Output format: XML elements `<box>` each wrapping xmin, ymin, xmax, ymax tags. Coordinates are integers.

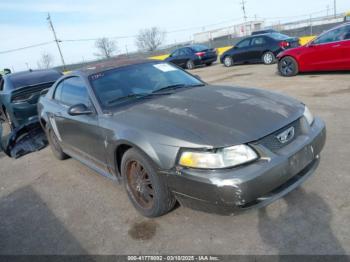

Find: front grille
<box><xmin>253</xmin><ymin>118</ymin><xmax>302</xmax><ymax>152</ymax></box>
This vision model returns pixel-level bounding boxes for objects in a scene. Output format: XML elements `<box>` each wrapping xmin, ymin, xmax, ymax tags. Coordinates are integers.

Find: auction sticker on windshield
<box><xmin>153</xmin><ymin>63</ymin><xmax>177</xmax><ymax>72</ymax></box>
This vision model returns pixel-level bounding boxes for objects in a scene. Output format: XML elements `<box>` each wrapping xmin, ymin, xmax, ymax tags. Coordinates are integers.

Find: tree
<box><xmin>135</xmin><ymin>27</ymin><xmax>165</xmax><ymax>52</ymax></box>
<box><xmin>94</xmin><ymin>37</ymin><xmax>118</xmax><ymax>59</ymax></box>
<box><xmin>37</xmin><ymin>52</ymin><xmax>54</xmax><ymax>69</ymax></box>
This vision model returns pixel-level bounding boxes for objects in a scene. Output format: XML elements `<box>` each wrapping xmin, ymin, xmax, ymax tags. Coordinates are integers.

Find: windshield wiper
<box><xmin>107</xmin><ymin>92</ymin><xmax>172</xmax><ymax>105</ymax></box>
<box><xmin>152</xmin><ymin>83</ymin><xmax>204</xmax><ymax>94</ymax></box>
<box><xmin>107</xmin><ymin>93</ymin><xmax>149</xmax><ymax>105</ymax></box>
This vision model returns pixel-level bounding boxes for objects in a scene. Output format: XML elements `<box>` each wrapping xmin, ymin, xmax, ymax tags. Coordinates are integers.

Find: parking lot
<box><xmin>0</xmin><ymin>63</ymin><xmax>349</xmax><ymax>255</ymax></box>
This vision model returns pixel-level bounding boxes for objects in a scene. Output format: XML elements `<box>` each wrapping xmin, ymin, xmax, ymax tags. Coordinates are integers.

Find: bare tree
<box><xmin>136</xmin><ymin>27</ymin><xmax>166</xmax><ymax>52</ymax></box>
<box><xmin>37</xmin><ymin>52</ymin><xmax>54</xmax><ymax>69</ymax></box>
<box><xmin>94</xmin><ymin>37</ymin><xmax>118</xmax><ymax>59</ymax></box>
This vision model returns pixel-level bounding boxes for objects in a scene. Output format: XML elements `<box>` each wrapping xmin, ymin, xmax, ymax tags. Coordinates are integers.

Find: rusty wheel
<box><xmin>126</xmin><ymin>160</ymin><xmax>155</xmax><ymax>209</ymax></box>
<box><xmin>121</xmin><ymin>148</ymin><xmax>176</xmax><ymax>217</ymax></box>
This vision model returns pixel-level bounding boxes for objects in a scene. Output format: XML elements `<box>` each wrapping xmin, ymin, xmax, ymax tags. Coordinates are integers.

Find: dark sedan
<box><xmin>220</xmin><ymin>33</ymin><xmax>299</xmax><ymax>67</ymax></box>
<box><xmin>165</xmin><ymin>44</ymin><xmax>217</xmax><ymax>69</ymax></box>
<box><xmin>0</xmin><ymin>69</ymin><xmax>62</xmax><ymax>129</ymax></box>
<box><xmin>38</xmin><ymin>60</ymin><xmax>326</xmax><ymax>217</ymax></box>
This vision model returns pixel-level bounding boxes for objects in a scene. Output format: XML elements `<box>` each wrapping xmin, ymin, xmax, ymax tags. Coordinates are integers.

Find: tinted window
<box><xmin>314</xmin><ymin>25</ymin><xmax>350</xmax><ymax>44</ymax></box>
<box><xmin>171</xmin><ymin>50</ymin><xmax>181</xmax><ymax>57</ymax></box>
<box><xmin>251</xmin><ymin>37</ymin><xmax>266</xmax><ymax>45</ymax></box>
<box><xmin>89</xmin><ymin>62</ymin><xmax>202</xmax><ymax>109</ymax></box>
<box><xmin>60</xmin><ymin>77</ymin><xmax>90</xmax><ymax>106</ymax></box>
<box><xmin>236</xmin><ymin>39</ymin><xmax>251</xmax><ymax>48</ymax></box>
<box><xmin>8</xmin><ymin>70</ymin><xmax>62</xmax><ymax>90</ymax></box>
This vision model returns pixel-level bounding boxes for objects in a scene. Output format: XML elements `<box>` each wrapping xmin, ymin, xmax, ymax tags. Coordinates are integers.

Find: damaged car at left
<box><xmin>0</xmin><ymin>69</ymin><xmax>62</xmax><ymax>158</ymax></box>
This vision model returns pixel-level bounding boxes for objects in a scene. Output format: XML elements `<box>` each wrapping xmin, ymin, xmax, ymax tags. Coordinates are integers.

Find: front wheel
<box><xmin>46</xmin><ymin>128</ymin><xmax>69</xmax><ymax>160</ymax></box>
<box><xmin>121</xmin><ymin>148</ymin><xmax>176</xmax><ymax>217</ymax></box>
<box><xmin>278</xmin><ymin>56</ymin><xmax>299</xmax><ymax>77</ymax></box>
<box><xmin>262</xmin><ymin>51</ymin><xmax>276</xmax><ymax>65</ymax></box>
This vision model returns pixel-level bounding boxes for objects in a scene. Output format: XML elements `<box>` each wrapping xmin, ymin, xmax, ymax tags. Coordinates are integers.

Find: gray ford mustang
<box><xmin>38</xmin><ymin>59</ymin><xmax>326</xmax><ymax>217</ymax></box>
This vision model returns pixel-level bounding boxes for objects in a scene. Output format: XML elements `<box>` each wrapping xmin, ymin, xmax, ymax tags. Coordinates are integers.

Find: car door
<box><xmin>52</xmin><ymin>76</ymin><xmax>108</xmax><ymax>172</ymax></box>
<box><xmin>232</xmin><ymin>38</ymin><xmax>252</xmax><ymax>63</ymax></box>
<box><xmin>249</xmin><ymin>36</ymin><xmax>268</xmax><ymax>62</ymax></box>
<box><xmin>302</xmin><ymin>25</ymin><xmax>350</xmax><ymax>71</ymax></box>
<box><xmin>167</xmin><ymin>49</ymin><xmax>183</xmax><ymax>66</ymax></box>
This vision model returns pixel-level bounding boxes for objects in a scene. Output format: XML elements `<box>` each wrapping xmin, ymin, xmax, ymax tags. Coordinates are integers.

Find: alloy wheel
<box><xmin>126</xmin><ymin>160</ymin><xmax>154</xmax><ymax>210</ymax></box>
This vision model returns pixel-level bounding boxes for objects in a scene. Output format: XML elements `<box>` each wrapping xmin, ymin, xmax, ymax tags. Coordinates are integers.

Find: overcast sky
<box><xmin>0</xmin><ymin>0</ymin><xmax>348</xmax><ymax>71</ymax></box>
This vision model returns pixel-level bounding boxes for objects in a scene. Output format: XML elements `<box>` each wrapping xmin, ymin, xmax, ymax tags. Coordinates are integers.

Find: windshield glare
<box><xmin>89</xmin><ymin>62</ymin><xmax>202</xmax><ymax>108</ymax></box>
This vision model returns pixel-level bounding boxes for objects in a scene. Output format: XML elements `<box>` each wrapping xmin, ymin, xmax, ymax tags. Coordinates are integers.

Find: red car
<box><xmin>277</xmin><ymin>23</ymin><xmax>350</xmax><ymax>76</ymax></box>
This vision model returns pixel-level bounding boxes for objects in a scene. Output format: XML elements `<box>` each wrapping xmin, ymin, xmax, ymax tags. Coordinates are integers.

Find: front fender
<box><xmin>105</xmin><ymin>127</ymin><xmax>180</xmax><ymax>176</ymax></box>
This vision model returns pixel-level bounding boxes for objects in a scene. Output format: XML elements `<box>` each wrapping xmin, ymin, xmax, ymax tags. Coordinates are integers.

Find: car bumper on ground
<box><xmin>164</xmin><ymin>117</ymin><xmax>326</xmax><ymax>215</ymax></box>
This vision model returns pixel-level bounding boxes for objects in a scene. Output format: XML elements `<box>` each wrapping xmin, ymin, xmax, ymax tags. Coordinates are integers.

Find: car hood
<box><xmin>110</xmin><ymin>85</ymin><xmax>304</xmax><ymax>148</ymax></box>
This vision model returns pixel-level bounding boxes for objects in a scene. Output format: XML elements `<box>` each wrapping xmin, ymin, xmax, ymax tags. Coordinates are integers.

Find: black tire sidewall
<box><xmin>46</xmin><ymin>128</ymin><xmax>68</xmax><ymax>160</ymax></box>
<box><xmin>278</xmin><ymin>56</ymin><xmax>298</xmax><ymax>77</ymax></box>
<box><xmin>121</xmin><ymin>148</ymin><xmax>175</xmax><ymax>217</ymax></box>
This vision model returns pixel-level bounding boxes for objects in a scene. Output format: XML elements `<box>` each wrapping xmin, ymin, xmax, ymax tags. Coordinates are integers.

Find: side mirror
<box><xmin>68</xmin><ymin>104</ymin><xmax>93</xmax><ymax>116</ymax></box>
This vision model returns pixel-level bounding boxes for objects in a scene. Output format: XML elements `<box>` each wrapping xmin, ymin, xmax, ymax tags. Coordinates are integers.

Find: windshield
<box><xmin>89</xmin><ymin>62</ymin><xmax>203</xmax><ymax>109</ymax></box>
<box><xmin>269</xmin><ymin>33</ymin><xmax>290</xmax><ymax>40</ymax></box>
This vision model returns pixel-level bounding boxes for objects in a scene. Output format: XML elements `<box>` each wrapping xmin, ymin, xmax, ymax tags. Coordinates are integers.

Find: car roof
<box><xmin>5</xmin><ymin>69</ymin><xmax>62</xmax><ymax>89</ymax></box>
<box><xmin>74</xmin><ymin>58</ymin><xmax>153</xmax><ymax>76</ymax></box>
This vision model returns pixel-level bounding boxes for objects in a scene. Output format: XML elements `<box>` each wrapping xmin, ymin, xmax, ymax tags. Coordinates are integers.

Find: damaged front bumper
<box><xmin>164</xmin><ymin>117</ymin><xmax>326</xmax><ymax>215</ymax></box>
<box><xmin>0</xmin><ymin>117</ymin><xmax>48</xmax><ymax>159</ymax></box>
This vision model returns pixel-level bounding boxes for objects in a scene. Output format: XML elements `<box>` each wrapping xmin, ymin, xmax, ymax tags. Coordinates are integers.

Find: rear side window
<box><xmin>251</xmin><ymin>37</ymin><xmax>267</xmax><ymax>45</ymax></box>
<box><xmin>60</xmin><ymin>77</ymin><xmax>90</xmax><ymax>106</ymax></box>
<box><xmin>236</xmin><ymin>39</ymin><xmax>251</xmax><ymax>48</ymax></box>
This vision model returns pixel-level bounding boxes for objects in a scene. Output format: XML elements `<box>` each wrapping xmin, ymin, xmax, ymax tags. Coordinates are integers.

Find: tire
<box><xmin>205</xmin><ymin>62</ymin><xmax>213</xmax><ymax>66</ymax></box>
<box><xmin>121</xmin><ymin>148</ymin><xmax>176</xmax><ymax>217</ymax></box>
<box><xmin>278</xmin><ymin>56</ymin><xmax>299</xmax><ymax>77</ymax></box>
<box><xmin>262</xmin><ymin>51</ymin><xmax>276</xmax><ymax>65</ymax></box>
<box><xmin>46</xmin><ymin>127</ymin><xmax>69</xmax><ymax>160</ymax></box>
<box><xmin>223</xmin><ymin>56</ymin><xmax>233</xmax><ymax>67</ymax></box>
<box><xmin>186</xmin><ymin>60</ymin><xmax>195</xmax><ymax>70</ymax></box>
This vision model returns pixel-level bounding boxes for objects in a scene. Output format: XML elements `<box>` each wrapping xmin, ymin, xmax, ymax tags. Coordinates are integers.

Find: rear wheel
<box><xmin>223</xmin><ymin>56</ymin><xmax>233</xmax><ymax>67</ymax></box>
<box><xmin>262</xmin><ymin>51</ymin><xmax>276</xmax><ymax>65</ymax></box>
<box><xmin>46</xmin><ymin>128</ymin><xmax>69</xmax><ymax>160</ymax></box>
<box><xmin>121</xmin><ymin>148</ymin><xmax>176</xmax><ymax>217</ymax></box>
<box><xmin>186</xmin><ymin>60</ymin><xmax>195</xmax><ymax>70</ymax></box>
<box><xmin>278</xmin><ymin>56</ymin><xmax>299</xmax><ymax>77</ymax></box>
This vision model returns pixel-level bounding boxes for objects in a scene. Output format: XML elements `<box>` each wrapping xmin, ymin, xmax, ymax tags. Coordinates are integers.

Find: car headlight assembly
<box><xmin>178</xmin><ymin>145</ymin><xmax>258</xmax><ymax>169</ymax></box>
<box><xmin>303</xmin><ymin>105</ymin><xmax>314</xmax><ymax>126</ymax></box>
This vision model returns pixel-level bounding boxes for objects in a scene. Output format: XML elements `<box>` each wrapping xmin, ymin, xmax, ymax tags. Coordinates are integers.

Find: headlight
<box><xmin>303</xmin><ymin>105</ymin><xmax>314</xmax><ymax>126</ymax></box>
<box><xmin>178</xmin><ymin>145</ymin><xmax>258</xmax><ymax>169</ymax></box>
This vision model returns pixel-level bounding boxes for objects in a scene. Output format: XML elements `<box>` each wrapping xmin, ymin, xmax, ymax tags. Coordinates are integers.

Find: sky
<box><xmin>0</xmin><ymin>0</ymin><xmax>349</xmax><ymax>71</ymax></box>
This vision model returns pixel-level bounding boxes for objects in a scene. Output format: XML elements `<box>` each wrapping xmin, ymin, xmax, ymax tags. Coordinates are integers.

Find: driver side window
<box><xmin>314</xmin><ymin>25</ymin><xmax>350</xmax><ymax>44</ymax></box>
<box><xmin>57</xmin><ymin>77</ymin><xmax>90</xmax><ymax>107</ymax></box>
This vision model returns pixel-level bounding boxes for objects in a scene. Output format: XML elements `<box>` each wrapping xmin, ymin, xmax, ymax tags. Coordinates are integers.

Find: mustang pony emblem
<box><xmin>276</xmin><ymin>126</ymin><xmax>295</xmax><ymax>144</ymax></box>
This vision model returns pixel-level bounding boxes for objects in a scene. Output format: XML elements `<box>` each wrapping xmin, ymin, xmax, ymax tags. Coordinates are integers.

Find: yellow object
<box><xmin>299</xmin><ymin>36</ymin><xmax>316</xmax><ymax>46</ymax></box>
